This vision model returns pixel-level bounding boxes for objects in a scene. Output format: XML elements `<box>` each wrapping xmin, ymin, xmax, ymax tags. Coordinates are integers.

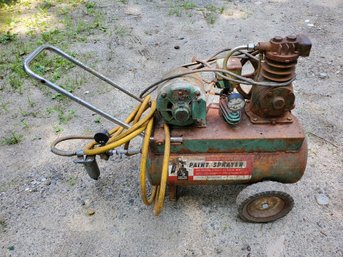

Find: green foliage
<box><xmin>1</xmin><ymin>132</ymin><xmax>24</xmax><ymax>145</ymax></box>
<box><xmin>53</xmin><ymin>125</ymin><xmax>63</xmax><ymax>133</ymax></box>
<box><xmin>182</xmin><ymin>2</ymin><xmax>197</xmax><ymax>10</ymax></box>
<box><xmin>94</xmin><ymin>116</ymin><xmax>101</xmax><ymax>123</ymax></box>
<box><xmin>0</xmin><ymin>32</ymin><xmax>16</xmax><ymax>44</ymax></box>
<box><xmin>9</xmin><ymin>74</ymin><xmax>23</xmax><ymax>92</ymax></box>
<box><xmin>39</xmin><ymin>0</ymin><xmax>55</xmax><ymax>10</ymax></box>
<box><xmin>114</xmin><ymin>25</ymin><xmax>128</xmax><ymax>37</ymax></box>
<box><xmin>0</xmin><ymin>100</ymin><xmax>9</xmax><ymax>113</ymax></box>
<box><xmin>0</xmin><ymin>217</ymin><xmax>7</xmax><ymax>233</ymax></box>
<box><xmin>202</xmin><ymin>4</ymin><xmax>224</xmax><ymax>24</ymax></box>
<box><xmin>21</xmin><ymin>119</ymin><xmax>29</xmax><ymax>129</ymax></box>
<box><xmin>85</xmin><ymin>1</ymin><xmax>96</xmax><ymax>14</ymax></box>
<box><xmin>47</xmin><ymin>106</ymin><xmax>76</xmax><ymax>124</ymax></box>
<box><xmin>67</xmin><ymin>175</ymin><xmax>78</xmax><ymax>186</ymax></box>
<box><xmin>168</xmin><ymin>0</ymin><xmax>197</xmax><ymax>17</ymax></box>
<box><xmin>0</xmin><ymin>0</ymin><xmax>18</xmax><ymax>8</ymax></box>
<box><xmin>168</xmin><ymin>1</ymin><xmax>223</xmax><ymax>24</ymax></box>
<box><xmin>117</xmin><ymin>0</ymin><xmax>128</xmax><ymax>4</ymax></box>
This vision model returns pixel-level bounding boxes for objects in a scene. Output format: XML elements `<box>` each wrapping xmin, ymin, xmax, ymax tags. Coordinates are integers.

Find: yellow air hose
<box><xmin>79</xmin><ymin>95</ymin><xmax>170</xmax><ymax>215</ymax></box>
<box><xmin>140</xmin><ymin>118</ymin><xmax>157</xmax><ymax>205</ymax></box>
<box><xmin>153</xmin><ymin>124</ymin><xmax>170</xmax><ymax>216</ymax></box>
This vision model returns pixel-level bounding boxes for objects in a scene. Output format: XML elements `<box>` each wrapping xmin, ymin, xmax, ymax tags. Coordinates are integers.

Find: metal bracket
<box><xmin>24</xmin><ymin>45</ymin><xmax>142</xmax><ymax>129</ymax></box>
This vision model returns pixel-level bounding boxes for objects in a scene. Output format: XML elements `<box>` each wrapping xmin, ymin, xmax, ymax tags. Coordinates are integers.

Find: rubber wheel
<box><xmin>236</xmin><ymin>181</ymin><xmax>294</xmax><ymax>223</ymax></box>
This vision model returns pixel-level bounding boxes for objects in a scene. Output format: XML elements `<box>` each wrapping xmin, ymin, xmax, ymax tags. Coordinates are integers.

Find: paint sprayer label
<box><xmin>168</xmin><ymin>155</ymin><xmax>254</xmax><ymax>182</ymax></box>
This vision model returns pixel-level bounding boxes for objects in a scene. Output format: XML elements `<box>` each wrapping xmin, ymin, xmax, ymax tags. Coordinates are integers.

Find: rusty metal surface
<box><xmin>257</xmin><ymin>35</ymin><xmax>312</xmax><ymax>83</ymax></box>
<box><xmin>147</xmin><ymin>139</ymin><xmax>307</xmax><ymax>186</ymax></box>
<box><xmin>245</xmin><ymin>97</ymin><xmax>295</xmax><ymax>124</ymax></box>
<box><xmin>147</xmin><ymin>104</ymin><xmax>307</xmax><ymax>186</ymax></box>
<box><xmin>246</xmin><ymin>35</ymin><xmax>312</xmax><ymax>123</ymax></box>
<box><xmin>151</xmin><ymin>104</ymin><xmax>305</xmax><ymax>154</ymax></box>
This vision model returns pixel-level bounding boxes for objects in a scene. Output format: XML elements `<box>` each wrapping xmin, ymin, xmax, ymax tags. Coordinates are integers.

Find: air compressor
<box><xmin>24</xmin><ymin>35</ymin><xmax>311</xmax><ymax>222</ymax></box>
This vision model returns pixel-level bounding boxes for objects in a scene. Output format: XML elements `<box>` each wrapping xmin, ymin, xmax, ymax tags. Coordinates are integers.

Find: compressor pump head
<box><xmin>246</xmin><ymin>35</ymin><xmax>312</xmax><ymax>124</ymax></box>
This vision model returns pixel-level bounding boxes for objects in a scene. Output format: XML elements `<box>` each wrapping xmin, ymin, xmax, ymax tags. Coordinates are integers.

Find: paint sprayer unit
<box><xmin>24</xmin><ymin>35</ymin><xmax>311</xmax><ymax>222</ymax></box>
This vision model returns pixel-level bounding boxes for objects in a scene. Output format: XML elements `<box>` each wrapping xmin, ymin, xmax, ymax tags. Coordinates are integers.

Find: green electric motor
<box><xmin>156</xmin><ymin>68</ymin><xmax>207</xmax><ymax>127</ymax></box>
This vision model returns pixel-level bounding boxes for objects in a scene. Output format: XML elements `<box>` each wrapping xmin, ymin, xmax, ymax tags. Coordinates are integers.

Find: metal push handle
<box><xmin>24</xmin><ymin>45</ymin><xmax>142</xmax><ymax>129</ymax></box>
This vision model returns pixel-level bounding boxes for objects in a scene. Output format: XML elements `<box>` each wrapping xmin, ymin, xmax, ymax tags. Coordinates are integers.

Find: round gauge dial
<box><xmin>227</xmin><ymin>93</ymin><xmax>245</xmax><ymax>111</ymax></box>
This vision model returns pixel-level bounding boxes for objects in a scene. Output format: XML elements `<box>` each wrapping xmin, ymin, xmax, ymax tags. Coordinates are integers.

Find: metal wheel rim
<box><xmin>246</xmin><ymin>195</ymin><xmax>286</xmax><ymax>219</ymax></box>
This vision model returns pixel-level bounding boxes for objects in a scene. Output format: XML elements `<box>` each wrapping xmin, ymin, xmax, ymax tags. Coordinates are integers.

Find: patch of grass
<box><xmin>85</xmin><ymin>1</ymin><xmax>96</xmax><ymax>15</ymax></box>
<box><xmin>20</xmin><ymin>118</ymin><xmax>29</xmax><ymax>128</ymax></box>
<box><xmin>20</xmin><ymin>108</ymin><xmax>38</xmax><ymax>118</ymax></box>
<box><xmin>182</xmin><ymin>2</ymin><xmax>197</xmax><ymax>10</ymax></box>
<box><xmin>53</xmin><ymin>125</ymin><xmax>63</xmax><ymax>133</ymax></box>
<box><xmin>168</xmin><ymin>1</ymin><xmax>224</xmax><ymax>24</ymax></box>
<box><xmin>1</xmin><ymin>132</ymin><xmax>24</xmax><ymax>145</ymax></box>
<box><xmin>50</xmin><ymin>77</ymin><xmax>84</xmax><ymax>101</ymax></box>
<box><xmin>0</xmin><ymin>31</ymin><xmax>16</xmax><ymax>44</ymax></box>
<box><xmin>39</xmin><ymin>0</ymin><xmax>55</xmax><ymax>10</ymax></box>
<box><xmin>168</xmin><ymin>1</ymin><xmax>197</xmax><ymax>17</ymax></box>
<box><xmin>0</xmin><ymin>217</ymin><xmax>6</xmax><ymax>233</ymax></box>
<box><xmin>47</xmin><ymin>106</ymin><xmax>76</xmax><ymax>124</ymax></box>
<box><xmin>0</xmin><ymin>0</ymin><xmax>18</xmax><ymax>8</ymax></box>
<box><xmin>0</xmin><ymin>0</ymin><xmax>112</xmax><ymax>139</ymax></box>
<box><xmin>67</xmin><ymin>175</ymin><xmax>78</xmax><ymax>186</ymax></box>
<box><xmin>59</xmin><ymin>109</ymin><xmax>75</xmax><ymax>124</ymax></box>
<box><xmin>202</xmin><ymin>4</ymin><xmax>224</xmax><ymax>25</ymax></box>
<box><xmin>27</xmin><ymin>97</ymin><xmax>36</xmax><ymax>108</ymax></box>
<box><xmin>0</xmin><ymin>100</ymin><xmax>9</xmax><ymax>113</ymax></box>
<box><xmin>8</xmin><ymin>74</ymin><xmax>23</xmax><ymax>92</ymax></box>
<box><xmin>21</xmin><ymin>119</ymin><xmax>29</xmax><ymax>129</ymax></box>
<box><xmin>114</xmin><ymin>25</ymin><xmax>129</xmax><ymax>37</ymax></box>
<box><xmin>94</xmin><ymin>116</ymin><xmax>101</xmax><ymax>123</ymax></box>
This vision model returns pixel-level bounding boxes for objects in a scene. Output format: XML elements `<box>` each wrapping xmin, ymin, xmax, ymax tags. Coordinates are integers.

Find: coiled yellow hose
<box><xmin>81</xmin><ymin>95</ymin><xmax>170</xmax><ymax>215</ymax></box>
<box><xmin>153</xmin><ymin>124</ymin><xmax>170</xmax><ymax>216</ymax></box>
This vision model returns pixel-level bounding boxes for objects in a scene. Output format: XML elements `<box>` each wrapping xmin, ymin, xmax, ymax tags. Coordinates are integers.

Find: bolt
<box><xmin>273</xmin><ymin>36</ymin><xmax>283</xmax><ymax>42</ymax></box>
<box><xmin>195</xmin><ymin>90</ymin><xmax>201</xmax><ymax>97</ymax></box>
<box><xmin>161</xmin><ymin>93</ymin><xmax>167</xmax><ymax>98</ymax></box>
<box><xmin>262</xmin><ymin>203</ymin><xmax>269</xmax><ymax>209</ymax></box>
<box><xmin>287</xmin><ymin>117</ymin><xmax>292</xmax><ymax>121</ymax></box>
<box><xmin>286</xmin><ymin>35</ymin><xmax>297</xmax><ymax>42</ymax></box>
<box><xmin>253</xmin><ymin>118</ymin><xmax>258</xmax><ymax>121</ymax></box>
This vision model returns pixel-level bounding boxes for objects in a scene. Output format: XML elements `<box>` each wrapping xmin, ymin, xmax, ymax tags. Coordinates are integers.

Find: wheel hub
<box><xmin>247</xmin><ymin>196</ymin><xmax>285</xmax><ymax>218</ymax></box>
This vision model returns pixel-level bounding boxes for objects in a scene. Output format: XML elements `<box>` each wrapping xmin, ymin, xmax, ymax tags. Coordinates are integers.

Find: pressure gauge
<box><xmin>227</xmin><ymin>92</ymin><xmax>245</xmax><ymax>112</ymax></box>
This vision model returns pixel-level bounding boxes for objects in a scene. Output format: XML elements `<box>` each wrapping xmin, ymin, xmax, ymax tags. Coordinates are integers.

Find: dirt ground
<box><xmin>0</xmin><ymin>0</ymin><xmax>342</xmax><ymax>256</ymax></box>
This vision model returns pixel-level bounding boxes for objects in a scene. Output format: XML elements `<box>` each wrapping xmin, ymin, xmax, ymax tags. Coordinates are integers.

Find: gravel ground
<box><xmin>0</xmin><ymin>0</ymin><xmax>342</xmax><ymax>256</ymax></box>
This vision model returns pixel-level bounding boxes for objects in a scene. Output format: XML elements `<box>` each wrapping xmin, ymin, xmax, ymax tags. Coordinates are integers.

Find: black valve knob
<box><xmin>94</xmin><ymin>130</ymin><xmax>110</xmax><ymax>145</ymax></box>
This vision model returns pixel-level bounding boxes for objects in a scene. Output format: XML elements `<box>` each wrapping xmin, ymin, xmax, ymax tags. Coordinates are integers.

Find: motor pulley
<box><xmin>24</xmin><ymin>34</ymin><xmax>311</xmax><ymax>223</ymax></box>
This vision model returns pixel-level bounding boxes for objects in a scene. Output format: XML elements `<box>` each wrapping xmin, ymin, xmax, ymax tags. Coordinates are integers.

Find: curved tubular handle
<box><xmin>23</xmin><ymin>45</ymin><xmax>142</xmax><ymax>129</ymax></box>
